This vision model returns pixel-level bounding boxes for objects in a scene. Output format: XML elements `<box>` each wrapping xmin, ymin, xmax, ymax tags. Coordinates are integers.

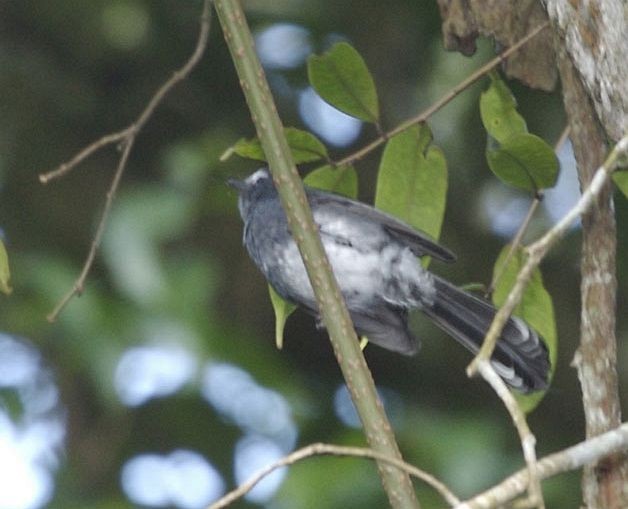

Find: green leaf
<box><xmin>480</xmin><ymin>74</ymin><xmax>527</xmax><ymax>144</ymax></box>
<box><xmin>304</xmin><ymin>165</ymin><xmax>358</xmax><ymax>198</ymax></box>
<box><xmin>613</xmin><ymin>170</ymin><xmax>628</xmax><ymax>199</ymax></box>
<box><xmin>486</xmin><ymin>133</ymin><xmax>559</xmax><ymax>191</ymax></box>
<box><xmin>492</xmin><ymin>245</ymin><xmax>557</xmax><ymax>412</ymax></box>
<box><xmin>0</xmin><ymin>240</ymin><xmax>12</xmax><ymax>295</ymax></box>
<box><xmin>229</xmin><ymin>127</ymin><xmax>328</xmax><ymax>163</ymax></box>
<box><xmin>375</xmin><ymin>124</ymin><xmax>447</xmax><ymax>242</ymax></box>
<box><xmin>268</xmin><ymin>285</ymin><xmax>296</xmax><ymax>350</ymax></box>
<box><xmin>307</xmin><ymin>42</ymin><xmax>379</xmax><ymax>123</ymax></box>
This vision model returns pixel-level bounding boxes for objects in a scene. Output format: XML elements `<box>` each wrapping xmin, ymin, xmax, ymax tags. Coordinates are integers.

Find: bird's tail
<box><xmin>421</xmin><ymin>275</ymin><xmax>550</xmax><ymax>393</ymax></box>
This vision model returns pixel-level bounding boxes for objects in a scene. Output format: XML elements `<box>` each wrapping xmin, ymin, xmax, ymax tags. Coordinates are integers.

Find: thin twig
<box><xmin>475</xmin><ymin>361</ymin><xmax>544</xmax><ymax>509</ymax></box>
<box><xmin>43</xmin><ymin>0</ymin><xmax>212</xmax><ymax>322</ymax></box>
<box><xmin>554</xmin><ymin>125</ymin><xmax>571</xmax><ymax>153</ymax></box>
<box><xmin>456</xmin><ymin>422</ymin><xmax>628</xmax><ymax>509</ymax></box>
<box><xmin>208</xmin><ymin>442</ymin><xmax>461</xmax><ymax>509</ymax></box>
<box><xmin>46</xmin><ymin>137</ymin><xmax>135</xmax><ymax>320</ymax></box>
<box><xmin>334</xmin><ymin>22</ymin><xmax>549</xmax><ymax>168</ymax></box>
<box><xmin>39</xmin><ymin>129</ymin><xmax>132</xmax><ymax>183</ymax></box>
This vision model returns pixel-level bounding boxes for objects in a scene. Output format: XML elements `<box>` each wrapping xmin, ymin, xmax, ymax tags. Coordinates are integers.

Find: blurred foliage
<box><xmin>0</xmin><ymin>1</ymin><xmax>626</xmax><ymax>509</ymax></box>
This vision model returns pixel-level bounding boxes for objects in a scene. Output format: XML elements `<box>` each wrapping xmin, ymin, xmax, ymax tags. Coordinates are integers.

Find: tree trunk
<box><xmin>546</xmin><ymin>1</ymin><xmax>628</xmax><ymax>506</ymax></box>
<box><xmin>555</xmin><ymin>38</ymin><xmax>628</xmax><ymax>509</ymax></box>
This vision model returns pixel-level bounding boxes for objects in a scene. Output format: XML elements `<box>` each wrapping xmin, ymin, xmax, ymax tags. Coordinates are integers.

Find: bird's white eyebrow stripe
<box><xmin>246</xmin><ymin>169</ymin><xmax>269</xmax><ymax>186</ymax></box>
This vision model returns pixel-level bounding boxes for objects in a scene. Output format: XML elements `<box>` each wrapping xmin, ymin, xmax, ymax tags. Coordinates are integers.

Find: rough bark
<box><xmin>545</xmin><ymin>0</ymin><xmax>628</xmax><ymax>142</ymax></box>
<box><xmin>546</xmin><ymin>1</ymin><xmax>628</xmax><ymax>506</ymax></box>
<box><xmin>556</xmin><ymin>41</ymin><xmax>628</xmax><ymax>509</ymax></box>
<box><xmin>437</xmin><ymin>0</ymin><xmax>557</xmax><ymax>90</ymax></box>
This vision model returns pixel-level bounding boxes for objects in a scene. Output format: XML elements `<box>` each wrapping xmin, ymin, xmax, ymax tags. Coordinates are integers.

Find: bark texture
<box><xmin>545</xmin><ymin>0</ymin><xmax>628</xmax><ymax>142</ymax></box>
<box><xmin>437</xmin><ymin>0</ymin><xmax>557</xmax><ymax>90</ymax></box>
<box><xmin>547</xmin><ymin>1</ymin><xmax>628</xmax><ymax>506</ymax></box>
<box><xmin>556</xmin><ymin>41</ymin><xmax>628</xmax><ymax>509</ymax></box>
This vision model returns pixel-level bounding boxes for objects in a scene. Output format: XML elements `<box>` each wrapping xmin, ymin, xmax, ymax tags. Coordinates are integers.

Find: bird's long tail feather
<box><xmin>421</xmin><ymin>276</ymin><xmax>550</xmax><ymax>393</ymax></box>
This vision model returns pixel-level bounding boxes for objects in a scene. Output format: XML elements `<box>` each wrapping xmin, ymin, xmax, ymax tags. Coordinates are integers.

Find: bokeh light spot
<box><xmin>298</xmin><ymin>87</ymin><xmax>362</xmax><ymax>147</ymax></box>
<box><xmin>121</xmin><ymin>450</ymin><xmax>225</xmax><ymax>508</ymax></box>
<box><xmin>255</xmin><ymin>23</ymin><xmax>312</xmax><ymax>69</ymax></box>
<box><xmin>115</xmin><ymin>344</ymin><xmax>197</xmax><ymax>406</ymax></box>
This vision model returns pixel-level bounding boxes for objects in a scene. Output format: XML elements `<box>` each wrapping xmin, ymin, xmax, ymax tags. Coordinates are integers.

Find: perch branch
<box><xmin>213</xmin><ymin>1</ymin><xmax>420</xmax><ymax>506</ymax></box>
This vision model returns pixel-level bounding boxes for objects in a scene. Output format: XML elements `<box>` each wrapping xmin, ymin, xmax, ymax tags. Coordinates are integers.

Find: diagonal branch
<box><xmin>475</xmin><ymin>360</ymin><xmax>544</xmax><ymax>508</ymax></box>
<box><xmin>456</xmin><ymin>422</ymin><xmax>628</xmax><ymax>509</ymax></box>
<box><xmin>213</xmin><ymin>1</ymin><xmax>421</xmax><ymax>507</ymax></box>
<box><xmin>468</xmin><ymin>133</ymin><xmax>628</xmax><ymax>376</ymax></box>
<box><xmin>40</xmin><ymin>0</ymin><xmax>212</xmax><ymax>321</ymax></box>
<box><xmin>466</xmin><ymin>132</ymin><xmax>628</xmax><ymax>508</ymax></box>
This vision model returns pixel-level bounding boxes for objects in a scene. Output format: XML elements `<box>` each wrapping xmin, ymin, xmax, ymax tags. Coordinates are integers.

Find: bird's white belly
<box><xmin>273</xmin><ymin>239</ymin><xmax>431</xmax><ymax>309</ymax></box>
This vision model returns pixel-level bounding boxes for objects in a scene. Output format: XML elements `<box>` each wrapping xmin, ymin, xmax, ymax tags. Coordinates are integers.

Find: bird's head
<box><xmin>227</xmin><ymin>168</ymin><xmax>275</xmax><ymax>219</ymax></box>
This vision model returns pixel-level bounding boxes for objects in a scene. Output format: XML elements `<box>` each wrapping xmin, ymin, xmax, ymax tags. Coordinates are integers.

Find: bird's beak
<box><xmin>227</xmin><ymin>177</ymin><xmax>245</xmax><ymax>191</ymax></box>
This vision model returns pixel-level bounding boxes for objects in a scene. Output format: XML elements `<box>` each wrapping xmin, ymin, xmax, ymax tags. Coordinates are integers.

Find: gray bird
<box><xmin>229</xmin><ymin>168</ymin><xmax>550</xmax><ymax>393</ymax></box>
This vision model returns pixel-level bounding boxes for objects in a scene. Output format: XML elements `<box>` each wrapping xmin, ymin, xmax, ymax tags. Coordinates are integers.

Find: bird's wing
<box><xmin>307</xmin><ymin>188</ymin><xmax>456</xmax><ymax>263</ymax></box>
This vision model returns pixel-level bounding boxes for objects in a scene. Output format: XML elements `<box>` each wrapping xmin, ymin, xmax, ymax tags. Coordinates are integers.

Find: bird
<box><xmin>228</xmin><ymin>168</ymin><xmax>550</xmax><ymax>393</ymax></box>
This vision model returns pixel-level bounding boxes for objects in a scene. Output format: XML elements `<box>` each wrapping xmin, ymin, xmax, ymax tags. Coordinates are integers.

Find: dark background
<box><xmin>0</xmin><ymin>1</ymin><xmax>626</xmax><ymax>508</ymax></box>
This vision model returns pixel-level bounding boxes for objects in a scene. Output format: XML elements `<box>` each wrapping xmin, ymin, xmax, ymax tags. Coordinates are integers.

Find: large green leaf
<box><xmin>228</xmin><ymin>127</ymin><xmax>328</xmax><ymax>164</ymax></box>
<box><xmin>375</xmin><ymin>124</ymin><xmax>447</xmax><ymax>243</ymax></box>
<box><xmin>307</xmin><ymin>42</ymin><xmax>379</xmax><ymax>123</ymax></box>
<box><xmin>0</xmin><ymin>240</ymin><xmax>11</xmax><ymax>295</ymax></box>
<box><xmin>492</xmin><ymin>244</ymin><xmax>557</xmax><ymax>412</ymax></box>
<box><xmin>480</xmin><ymin>73</ymin><xmax>527</xmax><ymax>144</ymax></box>
<box><xmin>487</xmin><ymin>133</ymin><xmax>559</xmax><ymax>192</ymax></box>
<box><xmin>304</xmin><ymin>165</ymin><xmax>358</xmax><ymax>198</ymax></box>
